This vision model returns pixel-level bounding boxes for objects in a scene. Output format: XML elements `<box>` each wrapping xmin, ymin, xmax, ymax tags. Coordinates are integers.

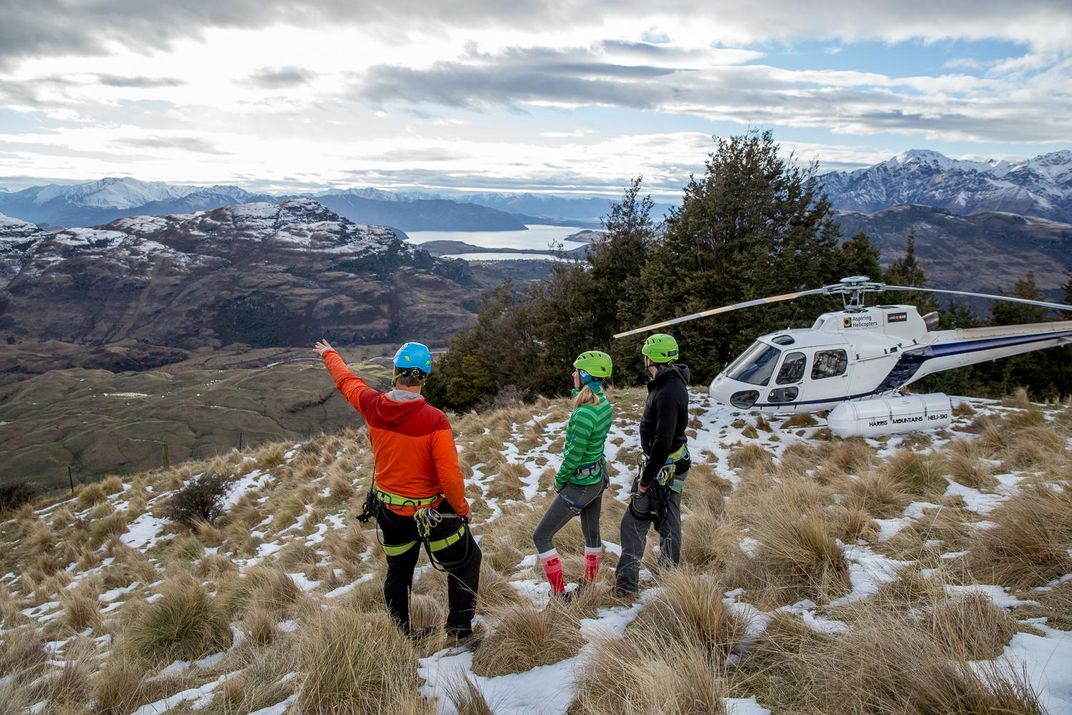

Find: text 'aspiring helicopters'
<box><xmin>615</xmin><ymin>277</ymin><xmax>1072</xmax><ymax>437</ymax></box>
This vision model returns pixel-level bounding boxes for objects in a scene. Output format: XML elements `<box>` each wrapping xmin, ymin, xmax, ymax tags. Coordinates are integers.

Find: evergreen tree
<box><xmin>587</xmin><ymin>177</ymin><xmax>657</xmax><ymax>384</ymax></box>
<box><xmin>637</xmin><ymin>130</ymin><xmax>845</xmax><ymax>381</ymax></box>
<box><xmin>838</xmin><ymin>231</ymin><xmax>882</xmax><ymax>281</ymax></box>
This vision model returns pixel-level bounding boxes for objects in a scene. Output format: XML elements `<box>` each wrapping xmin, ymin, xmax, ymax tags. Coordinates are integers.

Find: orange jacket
<box><xmin>322</xmin><ymin>350</ymin><xmax>469</xmax><ymax>517</ymax></box>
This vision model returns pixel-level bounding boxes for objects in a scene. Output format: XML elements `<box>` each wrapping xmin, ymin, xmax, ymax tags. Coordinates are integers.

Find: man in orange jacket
<box><xmin>315</xmin><ymin>338</ymin><xmax>481</xmax><ymax>641</ymax></box>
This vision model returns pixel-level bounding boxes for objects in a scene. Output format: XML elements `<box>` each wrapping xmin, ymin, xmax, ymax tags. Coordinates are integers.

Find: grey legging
<box><xmin>532</xmin><ymin>480</ymin><xmax>605</xmax><ymax>553</ymax></box>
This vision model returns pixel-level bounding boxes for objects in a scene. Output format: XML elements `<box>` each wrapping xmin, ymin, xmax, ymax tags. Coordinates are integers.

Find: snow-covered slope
<box><xmin>1</xmin><ymin>388</ymin><xmax>1069</xmax><ymax>713</ymax></box>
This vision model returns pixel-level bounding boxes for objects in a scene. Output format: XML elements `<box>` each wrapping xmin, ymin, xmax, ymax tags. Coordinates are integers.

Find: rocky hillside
<box><xmin>0</xmin><ymin>388</ymin><xmax>1069</xmax><ymax>713</ymax></box>
<box><xmin>0</xmin><ymin>201</ymin><xmax>477</xmax><ymax>353</ymax></box>
<box><xmin>822</xmin><ymin>149</ymin><xmax>1072</xmax><ymax>223</ymax></box>
<box><xmin>836</xmin><ymin>205</ymin><xmax>1072</xmax><ymax>297</ymax></box>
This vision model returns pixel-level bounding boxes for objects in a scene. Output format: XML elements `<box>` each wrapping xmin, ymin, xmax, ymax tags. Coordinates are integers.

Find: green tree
<box><xmin>838</xmin><ymin>231</ymin><xmax>882</xmax><ymax>281</ymax></box>
<box><xmin>587</xmin><ymin>177</ymin><xmax>657</xmax><ymax>384</ymax></box>
<box><xmin>636</xmin><ymin>130</ymin><xmax>845</xmax><ymax>381</ymax></box>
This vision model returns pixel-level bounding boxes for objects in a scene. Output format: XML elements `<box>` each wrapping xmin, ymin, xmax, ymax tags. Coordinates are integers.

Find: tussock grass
<box><xmin>446</xmin><ymin>676</ymin><xmax>494</xmax><ymax>715</ymax></box>
<box><xmin>100</xmin><ymin>475</ymin><xmax>124</xmax><ymax>494</ymax></box>
<box><xmin>125</xmin><ymin>576</ymin><xmax>231</xmax><ymax>664</ymax></box>
<box><xmin>781</xmin><ymin>412</ymin><xmax>818</xmax><ymax>428</ymax></box>
<box><xmin>844</xmin><ymin>471</ymin><xmax>911</xmax><ymax>518</ymax></box>
<box><xmin>925</xmin><ymin>593</ymin><xmax>1018</xmax><ymax>659</ymax></box>
<box><xmin>218</xmin><ymin>565</ymin><xmax>303</xmax><ymax>617</ymax></box>
<box><xmin>471</xmin><ymin>600</ymin><xmax>584</xmax><ymax>677</ymax></box>
<box><xmin>727</xmin><ymin>443</ymin><xmax>775</xmax><ymax>472</ymax></box>
<box><xmin>296</xmin><ymin>608</ymin><xmax>429</xmax><ymax>714</ymax></box>
<box><xmin>680</xmin><ymin>509</ymin><xmax>742</xmax><ymax>572</ymax></box>
<box><xmin>730</xmin><ymin>481</ymin><xmax>850</xmax><ymax>606</ymax></box>
<box><xmin>327</xmin><ymin>471</ymin><xmax>356</xmax><ymax>501</ymax></box>
<box><xmin>825</xmin><ymin>504</ymin><xmax>878</xmax><ymax>543</ymax></box>
<box><xmin>963</xmin><ymin>481</ymin><xmax>1072</xmax><ymax>589</ymax></box>
<box><xmin>92</xmin><ymin>655</ymin><xmax>153</xmax><ymax>715</ymax></box>
<box><xmin>1013</xmin><ymin>581</ymin><xmax>1072</xmax><ymax>631</ymax></box>
<box><xmin>76</xmin><ymin>483</ymin><xmax>107</xmax><ymax>509</ymax></box>
<box><xmin>942</xmin><ymin>439</ymin><xmax>997</xmax><ymax>489</ymax></box>
<box><xmin>569</xmin><ymin>634</ymin><xmax>726</xmax><ymax>714</ymax></box>
<box><xmin>1001</xmin><ymin>426</ymin><xmax>1067</xmax><ymax>471</ymax></box>
<box><xmin>823</xmin><ymin>437</ymin><xmax>874</xmax><ymax>476</ymax></box>
<box><xmin>486</xmin><ymin>461</ymin><xmax>527</xmax><ymax>501</ymax></box>
<box><xmin>881</xmin><ymin>449</ymin><xmax>946</xmax><ymax>496</ymax></box>
<box><xmin>60</xmin><ymin>584</ymin><xmax>103</xmax><ymax>632</ymax></box>
<box><xmin>629</xmin><ymin>568</ymin><xmax>746</xmax><ymax>660</ymax></box>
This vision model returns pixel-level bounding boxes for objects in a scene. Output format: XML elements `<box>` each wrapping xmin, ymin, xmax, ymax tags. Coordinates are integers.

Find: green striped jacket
<box><xmin>556</xmin><ymin>385</ymin><xmax>613</xmax><ymax>489</ymax></box>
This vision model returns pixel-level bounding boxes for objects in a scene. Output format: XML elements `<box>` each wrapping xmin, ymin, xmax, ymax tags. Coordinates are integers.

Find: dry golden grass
<box><xmin>296</xmin><ymin>608</ymin><xmax>429</xmax><ymax>714</ymax></box>
<box><xmin>963</xmin><ymin>481</ymin><xmax>1072</xmax><ymax>589</ymax></box>
<box><xmin>730</xmin><ymin>480</ymin><xmax>850</xmax><ymax>607</ymax></box>
<box><xmin>60</xmin><ymin>583</ymin><xmax>103</xmax><ymax>633</ymax></box>
<box><xmin>942</xmin><ymin>438</ymin><xmax>998</xmax><ymax>489</ymax></box>
<box><xmin>1012</xmin><ymin>581</ymin><xmax>1072</xmax><ymax>631</ymax></box>
<box><xmin>727</xmin><ymin>443</ymin><xmax>775</xmax><ymax>472</ymax></box>
<box><xmin>569</xmin><ymin>634</ymin><xmax>726</xmax><ymax>714</ymax></box>
<box><xmin>75</xmin><ymin>483</ymin><xmax>107</xmax><ymax>509</ymax></box>
<box><xmin>924</xmin><ymin>593</ymin><xmax>1018</xmax><ymax>659</ymax></box>
<box><xmin>680</xmin><ymin>508</ymin><xmax>743</xmax><ymax>572</ymax></box>
<box><xmin>218</xmin><ymin>565</ymin><xmax>303</xmax><ymax>618</ymax></box>
<box><xmin>446</xmin><ymin>676</ymin><xmax>495</xmax><ymax>715</ymax></box>
<box><xmin>125</xmin><ymin>576</ymin><xmax>231</xmax><ymax>664</ymax></box>
<box><xmin>471</xmin><ymin>600</ymin><xmax>584</xmax><ymax>677</ymax></box>
<box><xmin>881</xmin><ymin>449</ymin><xmax>946</xmax><ymax>496</ymax></box>
<box><xmin>844</xmin><ymin>471</ymin><xmax>911</xmax><ymax>518</ymax></box>
<box><xmin>100</xmin><ymin>475</ymin><xmax>124</xmax><ymax>494</ymax></box>
<box><xmin>781</xmin><ymin>412</ymin><xmax>818</xmax><ymax>428</ymax></box>
<box><xmin>629</xmin><ymin>568</ymin><xmax>747</xmax><ymax>660</ymax></box>
<box><xmin>1001</xmin><ymin>425</ymin><xmax>1068</xmax><ymax>471</ymax></box>
<box><xmin>327</xmin><ymin>471</ymin><xmax>356</xmax><ymax>501</ymax></box>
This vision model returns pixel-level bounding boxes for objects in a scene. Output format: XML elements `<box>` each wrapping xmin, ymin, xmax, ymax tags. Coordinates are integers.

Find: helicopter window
<box><xmin>776</xmin><ymin>352</ymin><xmax>807</xmax><ymax>384</ymax></box>
<box><xmin>811</xmin><ymin>349</ymin><xmax>848</xmax><ymax>379</ymax></box>
<box><xmin>768</xmin><ymin>387</ymin><xmax>799</xmax><ymax>403</ymax></box>
<box><xmin>727</xmin><ymin>343</ymin><xmax>781</xmax><ymax>387</ymax></box>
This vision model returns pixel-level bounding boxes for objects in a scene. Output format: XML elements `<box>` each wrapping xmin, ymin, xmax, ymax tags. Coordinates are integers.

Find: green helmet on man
<box><xmin>641</xmin><ymin>333</ymin><xmax>679</xmax><ymax>364</ymax></box>
<box><xmin>573</xmin><ymin>350</ymin><xmax>613</xmax><ymax>379</ymax></box>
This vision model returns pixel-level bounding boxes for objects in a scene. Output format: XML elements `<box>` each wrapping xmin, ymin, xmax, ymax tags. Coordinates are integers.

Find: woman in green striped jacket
<box><xmin>532</xmin><ymin>350</ymin><xmax>614</xmax><ymax>597</ymax></box>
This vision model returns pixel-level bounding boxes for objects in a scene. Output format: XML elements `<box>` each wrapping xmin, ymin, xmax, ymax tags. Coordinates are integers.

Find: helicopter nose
<box><xmin>709</xmin><ymin>374</ymin><xmax>759</xmax><ymax>410</ymax></box>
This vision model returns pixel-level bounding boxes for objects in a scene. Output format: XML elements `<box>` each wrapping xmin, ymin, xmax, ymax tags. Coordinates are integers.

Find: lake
<box><xmin>405</xmin><ymin>224</ymin><xmax>588</xmax><ymax>252</ymax></box>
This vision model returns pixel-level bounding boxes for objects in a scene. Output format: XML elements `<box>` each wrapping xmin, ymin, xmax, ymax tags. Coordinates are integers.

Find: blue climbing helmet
<box><xmin>393</xmin><ymin>342</ymin><xmax>433</xmax><ymax>375</ymax></box>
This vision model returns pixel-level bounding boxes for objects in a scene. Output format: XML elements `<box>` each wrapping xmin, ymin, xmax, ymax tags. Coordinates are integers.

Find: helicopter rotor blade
<box><xmin>882</xmin><ymin>285</ymin><xmax>1072</xmax><ymax>313</ymax></box>
<box><xmin>613</xmin><ymin>287</ymin><xmax>828</xmax><ymax>339</ymax></box>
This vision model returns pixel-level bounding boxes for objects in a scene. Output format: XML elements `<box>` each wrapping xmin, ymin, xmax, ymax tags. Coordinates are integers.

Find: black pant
<box><xmin>376</xmin><ymin>500</ymin><xmax>482</xmax><ymax>636</ymax></box>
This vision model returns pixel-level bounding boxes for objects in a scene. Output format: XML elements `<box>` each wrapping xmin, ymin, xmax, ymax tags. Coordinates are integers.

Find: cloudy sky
<box><xmin>1</xmin><ymin>0</ymin><xmax>1071</xmax><ymax>197</ymax></box>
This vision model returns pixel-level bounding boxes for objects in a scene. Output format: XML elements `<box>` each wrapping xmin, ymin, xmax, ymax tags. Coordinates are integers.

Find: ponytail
<box><xmin>572</xmin><ymin>384</ymin><xmax>600</xmax><ymax>409</ymax></box>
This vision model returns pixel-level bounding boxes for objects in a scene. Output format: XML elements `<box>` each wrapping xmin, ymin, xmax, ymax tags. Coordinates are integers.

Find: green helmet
<box><xmin>573</xmin><ymin>350</ymin><xmax>613</xmax><ymax>379</ymax></box>
<box><xmin>642</xmin><ymin>333</ymin><xmax>679</xmax><ymax>363</ymax></box>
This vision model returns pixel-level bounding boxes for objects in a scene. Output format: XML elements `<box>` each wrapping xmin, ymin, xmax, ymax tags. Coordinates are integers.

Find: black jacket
<box><xmin>639</xmin><ymin>363</ymin><xmax>690</xmax><ymax>486</ymax></box>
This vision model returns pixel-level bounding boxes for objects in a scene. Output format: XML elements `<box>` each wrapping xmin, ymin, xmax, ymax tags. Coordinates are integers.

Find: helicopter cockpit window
<box><xmin>811</xmin><ymin>349</ymin><xmax>848</xmax><ymax>379</ymax></box>
<box><xmin>775</xmin><ymin>352</ymin><xmax>807</xmax><ymax>384</ymax></box>
<box><xmin>727</xmin><ymin>342</ymin><xmax>781</xmax><ymax>386</ymax></box>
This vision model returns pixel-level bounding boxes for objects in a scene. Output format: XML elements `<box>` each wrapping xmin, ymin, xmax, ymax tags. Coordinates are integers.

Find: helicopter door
<box><xmin>805</xmin><ymin>348</ymin><xmax>850</xmax><ymax>405</ymax></box>
<box><xmin>767</xmin><ymin>351</ymin><xmax>807</xmax><ymax>405</ymax></box>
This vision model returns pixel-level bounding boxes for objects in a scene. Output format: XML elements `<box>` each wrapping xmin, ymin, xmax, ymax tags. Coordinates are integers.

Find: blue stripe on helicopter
<box><xmin>752</xmin><ymin>328</ymin><xmax>1072</xmax><ymax>408</ymax></box>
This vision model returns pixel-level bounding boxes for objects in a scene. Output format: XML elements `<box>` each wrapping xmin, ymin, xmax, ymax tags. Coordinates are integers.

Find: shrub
<box><xmin>0</xmin><ymin>480</ymin><xmax>39</xmax><ymax>514</ymax></box>
<box><xmin>165</xmin><ymin>473</ymin><xmax>229</xmax><ymax>527</ymax></box>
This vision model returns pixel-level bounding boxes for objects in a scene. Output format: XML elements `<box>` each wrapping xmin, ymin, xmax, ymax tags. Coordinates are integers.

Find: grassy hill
<box><xmin>0</xmin><ymin>348</ymin><xmax>395</xmax><ymax>490</ymax></box>
<box><xmin>0</xmin><ymin>387</ymin><xmax>1070</xmax><ymax>713</ymax></box>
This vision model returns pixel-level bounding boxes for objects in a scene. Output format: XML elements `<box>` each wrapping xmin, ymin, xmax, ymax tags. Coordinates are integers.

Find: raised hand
<box><xmin>313</xmin><ymin>339</ymin><xmax>335</xmax><ymax>357</ymax></box>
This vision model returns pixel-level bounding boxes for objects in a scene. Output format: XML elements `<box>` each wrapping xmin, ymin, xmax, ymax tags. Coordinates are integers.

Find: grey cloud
<box><xmin>96</xmin><ymin>74</ymin><xmax>185</xmax><ymax>88</ymax></box>
<box><xmin>117</xmin><ymin>136</ymin><xmax>230</xmax><ymax>154</ymax></box>
<box><xmin>369</xmin><ymin>148</ymin><xmax>463</xmax><ymax>162</ymax></box>
<box><xmin>247</xmin><ymin>67</ymin><xmax>315</xmax><ymax>89</ymax></box>
<box><xmin>3</xmin><ymin>1</ymin><xmax>1072</xmax><ymax>67</ymax></box>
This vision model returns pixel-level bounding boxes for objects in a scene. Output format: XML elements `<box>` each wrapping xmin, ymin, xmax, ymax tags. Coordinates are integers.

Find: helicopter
<box><xmin>615</xmin><ymin>276</ymin><xmax>1072</xmax><ymax>436</ymax></box>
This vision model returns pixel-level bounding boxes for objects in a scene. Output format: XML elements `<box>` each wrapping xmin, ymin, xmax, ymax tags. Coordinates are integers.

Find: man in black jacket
<box><xmin>614</xmin><ymin>333</ymin><xmax>691</xmax><ymax>596</ymax></box>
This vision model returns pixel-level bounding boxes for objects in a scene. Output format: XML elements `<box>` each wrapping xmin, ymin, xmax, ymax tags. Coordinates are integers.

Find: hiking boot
<box><xmin>406</xmin><ymin>625</ymin><xmax>438</xmax><ymax>642</ymax></box>
<box><xmin>445</xmin><ymin>629</ymin><xmax>481</xmax><ymax>650</ymax></box>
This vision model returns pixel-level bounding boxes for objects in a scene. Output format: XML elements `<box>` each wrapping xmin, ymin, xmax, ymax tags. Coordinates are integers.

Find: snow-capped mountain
<box><xmin>0</xmin><ymin>201</ymin><xmax>476</xmax><ymax>350</ymax></box>
<box><xmin>821</xmin><ymin>150</ymin><xmax>1072</xmax><ymax>222</ymax></box>
<box><xmin>0</xmin><ymin>178</ymin><xmax>270</xmax><ymax>227</ymax></box>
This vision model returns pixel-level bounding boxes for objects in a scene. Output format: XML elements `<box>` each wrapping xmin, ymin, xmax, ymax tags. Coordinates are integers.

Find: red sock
<box><xmin>583</xmin><ymin>547</ymin><xmax>602</xmax><ymax>583</ymax></box>
<box><xmin>539</xmin><ymin>550</ymin><xmax>565</xmax><ymax>594</ymax></box>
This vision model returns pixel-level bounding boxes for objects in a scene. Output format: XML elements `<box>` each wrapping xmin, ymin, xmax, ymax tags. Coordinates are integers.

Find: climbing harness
<box><xmin>414</xmin><ymin>506</ymin><xmax>472</xmax><ymax>572</ymax></box>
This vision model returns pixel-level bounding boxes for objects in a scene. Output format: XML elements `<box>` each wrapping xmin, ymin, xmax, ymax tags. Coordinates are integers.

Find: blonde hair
<box><xmin>572</xmin><ymin>385</ymin><xmax>600</xmax><ymax>409</ymax></box>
